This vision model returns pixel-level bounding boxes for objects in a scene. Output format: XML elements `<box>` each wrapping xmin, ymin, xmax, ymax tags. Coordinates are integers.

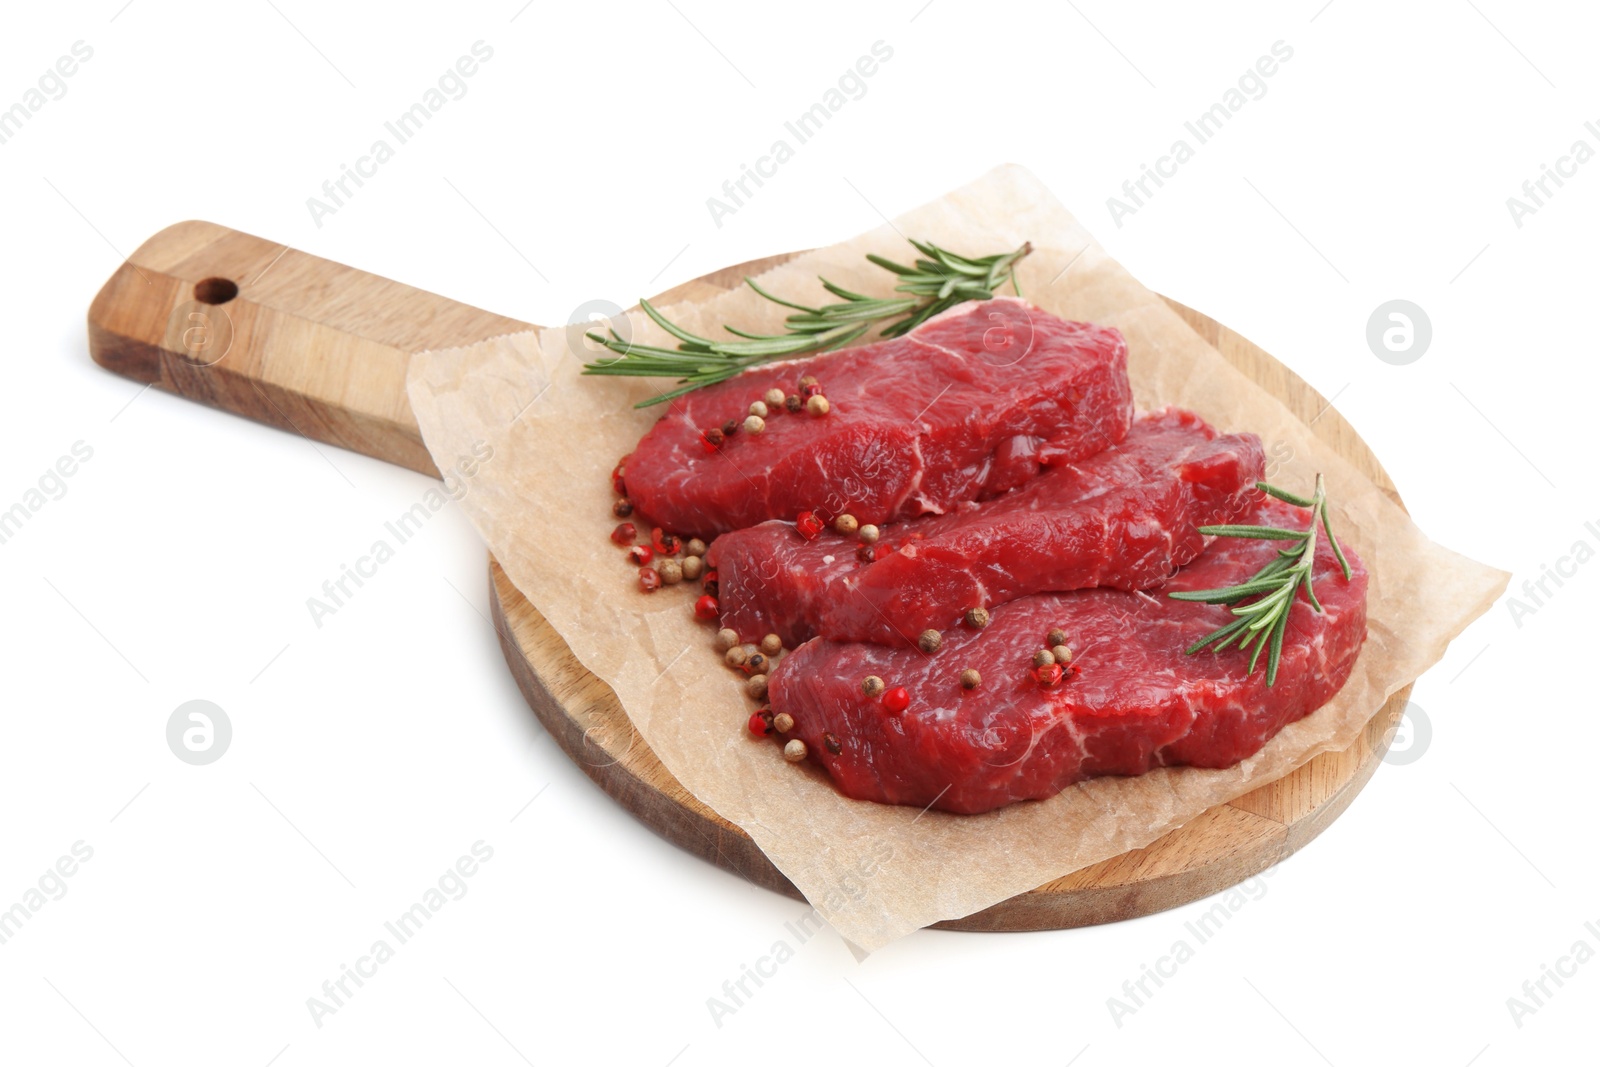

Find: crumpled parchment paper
<box><xmin>406</xmin><ymin>165</ymin><xmax>1508</xmax><ymax>952</ymax></box>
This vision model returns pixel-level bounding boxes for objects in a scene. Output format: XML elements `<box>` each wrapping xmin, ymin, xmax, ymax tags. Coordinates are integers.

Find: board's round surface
<box><xmin>487</xmin><ymin>254</ymin><xmax>1410</xmax><ymax>931</ymax></box>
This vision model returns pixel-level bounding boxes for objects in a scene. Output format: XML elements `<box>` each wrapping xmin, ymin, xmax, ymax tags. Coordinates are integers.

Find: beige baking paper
<box><xmin>406</xmin><ymin>164</ymin><xmax>1508</xmax><ymax>952</ymax></box>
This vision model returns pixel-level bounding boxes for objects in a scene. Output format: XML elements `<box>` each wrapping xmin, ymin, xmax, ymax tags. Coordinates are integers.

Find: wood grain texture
<box><xmin>89</xmin><ymin>226</ymin><xmax>1408</xmax><ymax>932</ymax></box>
<box><xmin>87</xmin><ymin>221</ymin><xmax>529</xmax><ymax>476</ymax></box>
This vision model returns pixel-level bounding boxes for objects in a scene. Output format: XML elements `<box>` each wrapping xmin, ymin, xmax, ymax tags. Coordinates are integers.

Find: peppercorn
<box><xmin>784</xmin><ymin>394</ymin><xmax>803</xmax><ymax>413</ymax></box>
<box><xmin>716</xmin><ymin>628</ymin><xmax>740</xmax><ymax>650</ymax></box>
<box><xmin>1033</xmin><ymin>662</ymin><xmax>1064</xmax><ymax>687</ymax></box>
<box><xmin>628</xmin><ymin>544</ymin><xmax>654</xmax><ymax>566</ymax></box>
<box><xmin>823</xmin><ymin>732</ymin><xmax>842</xmax><ymax>755</ymax></box>
<box><xmin>856</xmin><ymin>543</ymin><xmax>877</xmax><ymax>563</ymax></box>
<box><xmin>705</xmin><ymin>426</ymin><xmax>725</xmax><ymax>448</ymax></box>
<box><xmin>723</xmin><ymin>418</ymin><xmax>739</xmax><ymax>437</ymax></box>
<box><xmin>1048</xmin><ymin>627</ymin><xmax>1068</xmax><ymax>648</ymax></box>
<box><xmin>747</xmin><ymin>674</ymin><xmax>769</xmax><ymax>700</ymax></box>
<box><xmin>682</xmin><ymin>555</ymin><xmax>704</xmax><ymax>580</ymax></box>
<box><xmin>965</xmin><ymin>606</ymin><xmax>990</xmax><ymax>629</ymax></box>
<box><xmin>652</xmin><ymin>528</ymin><xmax>680</xmax><ymax>555</ymax></box>
<box><xmin>1033</xmin><ymin>648</ymin><xmax>1056</xmax><ymax>669</ymax></box>
<box><xmin>612</xmin><ymin>497</ymin><xmax>633</xmax><ymax>518</ymax></box>
<box><xmin>610</xmin><ymin>522</ymin><xmax>637</xmax><ymax>546</ymax></box>
<box><xmin>657</xmin><ymin>559</ymin><xmax>683</xmax><ymax>585</ymax></box>
<box><xmin>882</xmin><ymin>686</ymin><xmax>910</xmax><ymax>714</ymax></box>
<box><xmin>760</xmin><ymin>633</ymin><xmax>782</xmax><ymax>655</ymax></box>
<box><xmin>744</xmin><ymin>414</ymin><xmax>766</xmax><ymax>435</ymax></box>
<box><xmin>725</xmin><ymin>645</ymin><xmax>749</xmax><ymax>668</ymax></box>
<box><xmin>686</xmin><ymin>538</ymin><xmax>708</xmax><ymax>557</ymax></box>
<box><xmin>961</xmin><ymin>668</ymin><xmax>981</xmax><ymax>690</ymax></box>
<box><xmin>694</xmin><ymin>593</ymin><xmax>719</xmax><ymax>620</ymax></box>
<box><xmin>773</xmin><ymin>711</ymin><xmax>795</xmax><ymax>733</ymax></box>
<box><xmin>858</xmin><ymin>524</ymin><xmax>880</xmax><ymax>545</ymax></box>
<box><xmin>764</xmin><ymin>387</ymin><xmax>785</xmax><ymax>408</ymax></box>
<box><xmin>1052</xmin><ymin>644</ymin><xmax>1073</xmax><ymax>664</ymax></box>
<box><xmin>796</xmin><ymin>511</ymin><xmax>824</xmax><ymax>540</ymax></box>
<box><xmin>783</xmin><ymin>739</ymin><xmax>808</xmax><ymax>762</ymax></box>
<box><xmin>918</xmin><ymin>629</ymin><xmax>942</xmax><ymax>654</ymax></box>
<box><xmin>798</xmin><ymin>374</ymin><xmax>819</xmax><ymax>390</ymax></box>
<box><xmin>749</xmin><ymin>400</ymin><xmax>769</xmax><ymax>419</ymax></box>
<box><xmin>833</xmin><ymin>513</ymin><xmax>859</xmax><ymax>536</ymax></box>
<box><xmin>862</xmin><ymin>675</ymin><xmax>885</xmax><ymax>697</ymax></box>
<box><xmin>806</xmin><ymin>394</ymin><xmax>830</xmax><ymax>417</ymax></box>
<box><xmin>638</xmin><ymin>567</ymin><xmax>661</xmax><ymax>592</ymax></box>
<box><xmin>611</xmin><ymin>456</ymin><xmax>628</xmax><ymax>496</ymax></box>
<box><xmin>746</xmin><ymin>652</ymin><xmax>768</xmax><ymax>674</ymax></box>
<box><xmin>747</xmin><ymin>712</ymin><xmax>769</xmax><ymax>737</ymax></box>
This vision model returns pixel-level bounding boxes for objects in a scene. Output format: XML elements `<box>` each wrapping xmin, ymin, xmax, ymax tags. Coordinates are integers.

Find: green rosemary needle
<box><xmin>1169</xmin><ymin>475</ymin><xmax>1352</xmax><ymax>686</ymax></box>
<box><xmin>583</xmin><ymin>239</ymin><xmax>1033</xmax><ymax>408</ymax></box>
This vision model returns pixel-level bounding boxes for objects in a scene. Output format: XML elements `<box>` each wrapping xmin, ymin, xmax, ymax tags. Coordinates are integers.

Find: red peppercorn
<box><xmin>652</xmin><ymin>527</ymin><xmax>681</xmax><ymax>555</ymax></box>
<box><xmin>882</xmin><ymin>686</ymin><xmax>910</xmax><ymax>714</ymax></box>
<box><xmin>747</xmin><ymin>712</ymin><xmax>769</xmax><ymax>737</ymax></box>
<box><xmin>703</xmin><ymin>427</ymin><xmax>725</xmax><ymax>452</ymax></box>
<box><xmin>796</xmin><ymin>511</ymin><xmax>823</xmax><ymax>540</ymax></box>
<box><xmin>628</xmin><ymin>544</ymin><xmax>654</xmax><ymax>566</ymax></box>
<box><xmin>1033</xmin><ymin>662</ymin><xmax>1064</xmax><ymax>687</ymax></box>
<box><xmin>611</xmin><ymin>456</ymin><xmax>629</xmax><ymax>496</ymax></box>
<box><xmin>638</xmin><ymin>566</ymin><xmax>662</xmax><ymax>592</ymax></box>
<box><xmin>694</xmin><ymin>594</ymin><xmax>720</xmax><ymax>620</ymax></box>
<box><xmin>722</xmin><ymin>418</ymin><xmax>740</xmax><ymax>437</ymax></box>
<box><xmin>801</xmin><ymin>382</ymin><xmax>823</xmax><ymax>399</ymax></box>
<box><xmin>610</xmin><ymin>522</ymin><xmax>637</xmax><ymax>546</ymax></box>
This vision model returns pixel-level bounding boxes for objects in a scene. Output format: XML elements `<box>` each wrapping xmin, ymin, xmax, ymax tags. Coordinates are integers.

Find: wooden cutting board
<box><xmin>89</xmin><ymin>222</ymin><xmax>1409</xmax><ymax>931</ymax></box>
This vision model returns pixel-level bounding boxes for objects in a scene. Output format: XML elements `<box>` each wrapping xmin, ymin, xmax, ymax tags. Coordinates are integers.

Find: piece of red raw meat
<box><xmin>766</xmin><ymin>496</ymin><xmax>1368</xmax><ymax>814</ymax></box>
<box><xmin>709</xmin><ymin>408</ymin><xmax>1264</xmax><ymax>648</ymax></box>
<box><xmin>622</xmin><ymin>298</ymin><xmax>1133</xmax><ymax>539</ymax></box>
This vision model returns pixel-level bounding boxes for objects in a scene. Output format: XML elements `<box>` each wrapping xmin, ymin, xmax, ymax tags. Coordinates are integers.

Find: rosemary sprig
<box><xmin>583</xmin><ymin>239</ymin><xmax>1033</xmax><ymax>408</ymax></box>
<box><xmin>1169</xmin><ymin>475</ymin><xmax>1352</xmax><ymax>686</ymax></box>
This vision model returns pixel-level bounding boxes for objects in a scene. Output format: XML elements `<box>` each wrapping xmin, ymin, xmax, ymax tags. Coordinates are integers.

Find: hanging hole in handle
<box><xmin>194</xmin><ymin>277</ymin><xmax>239</xmax><ymax>305</ymax></box>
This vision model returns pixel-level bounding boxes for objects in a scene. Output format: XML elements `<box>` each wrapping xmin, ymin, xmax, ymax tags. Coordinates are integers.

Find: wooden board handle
<box><xmin>87</xmin><ymin>221</ymin><xmax>533</xmax><ymax>475</ymax></box>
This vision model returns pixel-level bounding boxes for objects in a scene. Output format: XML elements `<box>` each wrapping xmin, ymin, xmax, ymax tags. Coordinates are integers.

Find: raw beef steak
<box><xmin>709</xmin><ymin>408</ymin><xmax>1264</xmax><ymax>647</ymax></box>
<box><xmin>766</xmin><ymin>496</ymin><xmax>1368</xmax><ymax>814</ymax></box>
<box><xmin>622</xmin><ymin>298</ymin><xmax>1133</xmax><ymax>539</ymax></box>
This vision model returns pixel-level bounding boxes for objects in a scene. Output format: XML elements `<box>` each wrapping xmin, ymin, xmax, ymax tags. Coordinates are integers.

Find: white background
<box><xmin>1</xmin><ymin>1</ymin><xmax>1594</xmax><ymax>1064</ymax></box>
